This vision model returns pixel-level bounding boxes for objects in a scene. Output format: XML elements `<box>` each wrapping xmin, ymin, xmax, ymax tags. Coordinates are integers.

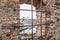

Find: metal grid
<box><xmin>19</xmin><ymin>0</ymin><xmax>48</xmax><ymax>40</ymax></box>
<box><xmin>0</xmin><ymin>0</ymin><xmax>55</xmax><ymax>40</ymax></box>
<box><xmin>0</xmin><ymin>0</ymin><xmax>50</xmax><ymax>40</ymax></box>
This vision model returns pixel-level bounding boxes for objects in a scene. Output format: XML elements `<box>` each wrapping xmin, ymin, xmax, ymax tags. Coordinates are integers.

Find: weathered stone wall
<box><xmin>46</xmin><ymin>0</ymin><xmax>60</xmax><ymax>40</ymax></box>
<box><xmin>0</xmin><ymin>0</ymin><xmax>20</xmax><ymax>27</ymax></box>
<box><xmin>0</xmin><ymin>0</ymin><xmax>20</xmax><ymax>40</ymax></box>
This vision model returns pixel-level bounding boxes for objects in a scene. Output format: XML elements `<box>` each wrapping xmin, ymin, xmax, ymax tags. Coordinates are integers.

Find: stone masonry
<box><xmin>0</xmin><ymin>0</ymin><xmax>56</xmax><ymax>40</ymax></box>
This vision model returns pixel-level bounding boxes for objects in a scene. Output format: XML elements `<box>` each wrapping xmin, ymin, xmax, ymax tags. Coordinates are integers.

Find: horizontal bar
<box><xmin>0</xmin><ymin>6</ymin><xmax>51</xmax><ymax>13</ymax></box>
<box><xmin>20</xmin><ymin>9</ymin><xmax>45</xmax><ymax>12</ymax></box>
<box><xmin>14</xmin><ymin>24</ymin><xmax>50</xmax><ymax>27</ymax></box>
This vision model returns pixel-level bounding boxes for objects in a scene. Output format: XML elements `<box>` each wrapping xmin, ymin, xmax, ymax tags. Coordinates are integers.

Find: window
<box><xmin>19</xmin><ymin>0</ymin><xmax>48</xmax><ymax>40</ymax></box>
<box><xmin>20</xmin><ymin>4</ymin><xmax>37</xmax><ymax>35</ymax></box>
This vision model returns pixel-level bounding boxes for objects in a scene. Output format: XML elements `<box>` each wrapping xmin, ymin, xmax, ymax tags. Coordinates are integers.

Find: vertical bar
<box><xmin>31</xmin><ymin>0</ymin><xmax>33</xmax><ymax>40</ymax></box>
<box><xmin>40</xmin><ymin>0</ymin><xmax>43</xmax><ymax>40</ymax></box>
<box><xmin>45</xmin><ymin>1</ymin><xmax>47</xmax><ymax>40</ymax></box>
<box><xmin>44</xmin><ymin>0</ymin><xmax>46</xmax><ymax>36</ymax></box>
<box><xmin>19</xmin><ymin>0</ymin><xmax>21</xmax><ymax>40</ymax></box>
<box><xmin>45</xmin><ymin>13</ymin><xmax>47</xmax><ymax>40</ymax></box>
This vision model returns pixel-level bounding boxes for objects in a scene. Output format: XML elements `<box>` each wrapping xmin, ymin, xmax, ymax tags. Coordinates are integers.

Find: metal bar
<box><xmin>19</xmin><ymin>24</ymin><xmax>50</xmax><ymax>27</ymax></box>
<box><xmin>31</xmin><ymin>3</ymin><xmax>34</xmax><ymax>40</ymax></box>
<box><xmin>19</xmin><ymin>0</ymin><xmax>21</xmax><ymax>40</ymax></box>
<box><xmin>45</xmin><ymin>9</ymin><xmax>47</xmax><ymax>40</ymax></box>
<box><xmin>20</xmin><ymin>9</ymin><xmax>45</xmax><ymax>12</ymax></box>
<box><xmin>45</xmin><ymin>1</ymin><xmax>47</xmax><ymax>40</ymax></box>
<box><xmin>0</xmin><ymin>6</ymin><xmax>52</xmax><ymax>13</ymax></box>
<box><xmin>40</xmin><ymin>0</ymin><xmax>43</xmax><ymax>40</ymax></box>
<box><xmin>0</xmin><ymin>5</ymin><xmax>48</xmax><ymax>12</ymax></box>
<box><xmin>31</xmin><ymin>0</ymin><xmax>33</xmax><ymax>40</ymax></box>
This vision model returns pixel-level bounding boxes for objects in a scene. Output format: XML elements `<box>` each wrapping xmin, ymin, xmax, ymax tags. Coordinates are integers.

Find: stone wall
<box><xmin>46</xmin><ymin>0</ymin><xmax>60</xmax><ymax>40</ymax></box>
<box><xmin>0</xmin><ymin>0</ymin><xmax>20</xmax><ymax>27</ymax></box>
<box><xmin>0</xmin><ymin>0</ymin><xmax>20</xmax><ymax>40</ymax></box>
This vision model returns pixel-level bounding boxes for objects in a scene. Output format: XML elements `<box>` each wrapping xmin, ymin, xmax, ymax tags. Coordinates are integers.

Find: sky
<box><xmin>20</xmin><ymin>4</ymin><xmax>37</xmax><ymax>19</ymax></box>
